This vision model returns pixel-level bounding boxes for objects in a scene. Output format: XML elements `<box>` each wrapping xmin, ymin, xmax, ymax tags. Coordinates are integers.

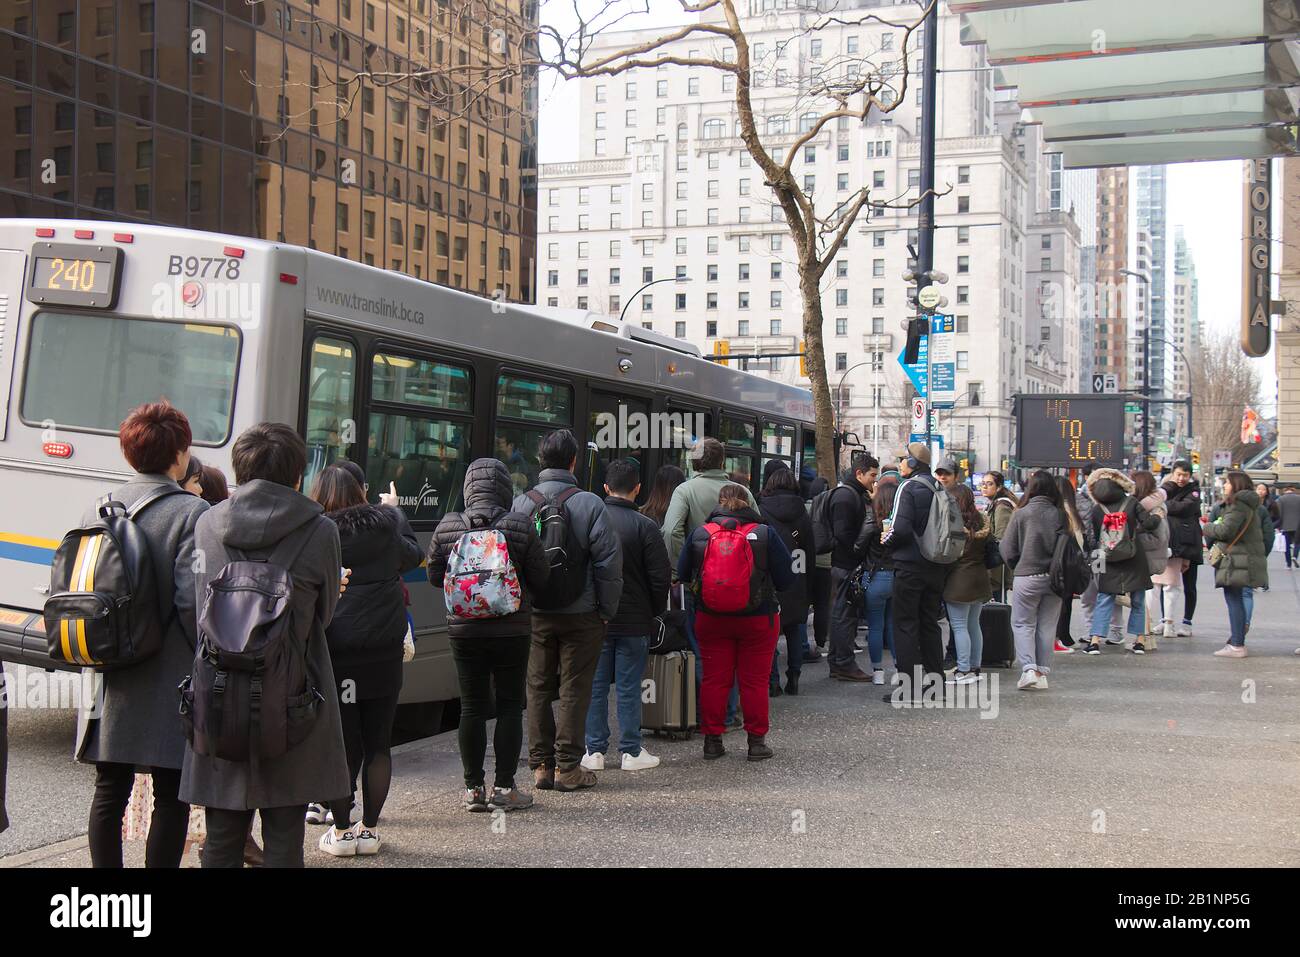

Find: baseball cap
<box><xmin>935</xmin><ymin>456</ymin><xmax>959</xmax><ymax>475</ymax></box>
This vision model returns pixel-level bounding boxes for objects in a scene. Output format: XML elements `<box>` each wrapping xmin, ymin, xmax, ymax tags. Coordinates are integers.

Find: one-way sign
<box><xmin>1092</xmin><ymin>373</ymin><xmax>1118</xmax><ymax>394</ymax></box>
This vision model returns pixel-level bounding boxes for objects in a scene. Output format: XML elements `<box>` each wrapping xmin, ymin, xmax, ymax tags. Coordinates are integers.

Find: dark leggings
<box><xmin>328</xmin><ymin>693</ymin><xmax>399</xmax><ymax>830</ymax></box>
<box><xmin>810</xmin><ymin>567</ymin><xmax>832</xmax><ymax>645</ymax></box>
<box><xmin>450</xmin><ymin>635</ymin><xmax>530</xmax><ymax>790</ymax></box>
<box><xmin>1182</xmin><ymin>564</ymin><xmax>1198</xmax><ymax>622</ymax></box>
<box><xmin>88</xmin><ymin>762</ymin><xmax>189</xmax><ymax>868</ymax></box>
<box><xmin>1056</xmin><ymin>596</ymin><xmax>1073</xmax><ymax>643</ymax></box>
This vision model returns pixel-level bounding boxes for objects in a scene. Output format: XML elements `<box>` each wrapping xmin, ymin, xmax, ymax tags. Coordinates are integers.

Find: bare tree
<box><xmin>1189</xmin><ymin>331</ymin><xmax>1264</xmax><ymax>459</ymax></box>
<box><xmin>284</xmin><ymin>0</ymin><xmax>933</xmax><ymax>479</ymax></box>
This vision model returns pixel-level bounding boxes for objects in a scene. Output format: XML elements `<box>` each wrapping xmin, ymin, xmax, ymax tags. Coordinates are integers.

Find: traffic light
<box><xmin>960</xmin><ymin>457</ymin><xmax>970</xmax><ymax>473</ymax></box>
<box><xmin>1191</xmin><ymin>450</ymin><xmax>1200</xmax><ymax>466</ymax></box>
<box><xmin>716</xmin><ymin>339</ymin><xmax>730</xmax><ymax>361</ymax></box>
<box><xmin>798</xmin><ymin>339</ymin><xmax>807</xmax><ymax>377</ymax></box>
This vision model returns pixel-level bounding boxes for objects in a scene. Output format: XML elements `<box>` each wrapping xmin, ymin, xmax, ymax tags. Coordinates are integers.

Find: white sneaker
<box><xmin>621</xmin><ymin>749</ymin><xmax>660</xmax><ymax>771</ymax></box>
<box><xmin>872</xmin><ymin>669</ymin><xmax>886</xmax><ymax>685</ymax></box>
<box><xmin>305</xmin><ymin>802</ymin><xmax>333</xmax><ymax>825</ymax></box>
<box><xmin>1213</xmin><ymin>644</ymin><xmax>1247</xmax><ymax>659</ymax></box>
<box><xmin>354</xmin><ymin>827</ymin><xmax>381</xmax><ymax>856</ymax></box>
<box><xmin>1176</xmin><ymin>623</ymin><xmax>1193</xmax><ymax>638</ymax></box>
<box><xmin>1017</xmin><ymin>671</ymin><xmax>1038</xmax><ymax>690</ymax></box>
<box><xmin>579</xmin><ymin>751</ymin><xmax>605</xmax><ymax>771</ymax></box>
<box><xmin>318</xmin><ymin>826</ymin><xmax>357</xmax><ymax>857</ymax></box>
<box><xmin>1034</xmin><ymin>673</ymin><xmax>1049</xmax><ymax>690</ymax></box>
<box><xmin>1162</xmin><ymin>620</ymin><xmax>1176</xmax><ymax>638</ymax></box>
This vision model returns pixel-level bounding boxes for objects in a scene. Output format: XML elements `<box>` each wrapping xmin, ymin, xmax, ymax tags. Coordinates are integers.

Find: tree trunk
<box><xmin>799</xmin><ymin>266</ymin><xmax>837</xmax><ymax>481</ymax></box>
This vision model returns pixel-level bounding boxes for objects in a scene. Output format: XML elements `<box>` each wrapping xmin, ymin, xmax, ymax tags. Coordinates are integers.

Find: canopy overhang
<box><xmin>953</xmin><ymin>0</ymin><xmax>1300</xmax><ymax>167</ymax></box>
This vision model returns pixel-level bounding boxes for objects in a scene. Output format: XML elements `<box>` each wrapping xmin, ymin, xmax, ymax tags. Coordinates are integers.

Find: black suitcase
<box><xmin>980</xmin><ymin>601</ymin><xmax>1015</xmax><ymax>669</ymax></box>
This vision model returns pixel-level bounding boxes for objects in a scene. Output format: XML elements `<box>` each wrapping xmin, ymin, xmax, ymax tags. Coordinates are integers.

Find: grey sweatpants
<box><xmin>1011</xmin><ymin>573</ymin><xmax>1061</xmax><ymax>674</ymax></box>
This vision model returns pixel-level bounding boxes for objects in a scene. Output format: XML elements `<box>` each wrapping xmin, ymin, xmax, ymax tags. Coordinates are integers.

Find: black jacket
<box><xmin>603</xmin><ymin>495</ymin><xmax>672</xmax><ymax>637</ymax></box>
<box><xmin>759</xmin><ymin>487</ymin><xmax>815</xmax><ymax>618</ymax></box>
<box><xmin>1162</xmin><ymin>479</ymin><xmax>1204</xmax><ymax>564</ymax></box>
<box><xmin>1087</xmin><ymin>470</ymin><xmax>1160</xmax><ymax>595</ymax></box>
<box><xmin>828</xmin><ymin>477</ymin><xmax>872</xmax><ymax>569</ymax></box>
<box><xmin>676</xmin><ymin>506</ymin><xmax>795</xmax><ymax>617</ymax></box>
<box><xmin>886</xmin><ymin>466</ymin><xmax>938</xmax><ymax>567</ymax></box>
<box><xmin>855</xmin><ymin>505</ymin><xmax>894</xmax><ymax>573</ymax></box>
<box><xmin>427</xmin><ymin>458</ymin><xmax>551</xmax><ymax>639</ymax></box>
<box><xmin>325</xmin><ymin>503</ymin><xmax>423</xmax><ymax>696</ymax></box>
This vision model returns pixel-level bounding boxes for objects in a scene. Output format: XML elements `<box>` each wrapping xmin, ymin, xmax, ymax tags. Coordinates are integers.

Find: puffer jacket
<box><xmin>760</xmin><ymin>487</ymin><xmax>815</xmax><ymax>621</ymax></box>
<box><xmin>1162</xmin><ymin>479</ymin><xmax>1204</xmax><ymax>563</ymax></box>
<box><xmin>1087</xmin><ymin>468</ymin><xmax>1160</xmax><ymax>594</ymax></box>
<box><xmin>945</xmin><ymin>514</ymin><xmax>992</xmax><ymax>604</ymax></box>
<box><xmin>1205</xmin><ymin>490</ymin><xmax>1271</xmax><ymax>589</ymax></box>
<box><xmin>1137</xmin><ymin>488</ymin><xmax>1170</xmax><ymax>583</ymax></box>
<box><xmin>325</xmin><ymin>503</ymin><xmax>423</xmax><ymax>691</ymax></box>
<box><xmin>428</xmin><ymin>458</ymin><xmax>551</xmax><ymax>638</ymax></box>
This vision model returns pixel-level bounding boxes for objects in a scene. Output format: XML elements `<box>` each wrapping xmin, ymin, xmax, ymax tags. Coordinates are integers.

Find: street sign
<box><xmin>929</xmin><ymin>314</ymin><xmax>956</xmax><ymax>408</ymax></box>
<box><xmin>1016</xmin><ymin>394</ymin><xmax>1126</xmax><ymax>468</ymax></box>
<box><xmin>918</xmin><ymin>285</ymin><xmax>942</xmax><ymax>310</ymax></box>
<box><xmin>1091</xmin><ymin>373</ymin><xmax>1118</xmax><ymax>394</ymax></box>
<box><xmin>1213</xmin><ymin>449</ymin><xmax>1232</xmax><ymax>469</ymax></box>
<box><xmin>1124</xmin><ymin>402</ymin><xmax>1142</xmax><ymax>414</ymax></box>
<box><xmin>898</xmin><ymin>334</ymin><xmax>928</xmax><ymax>396</ymax></box>
<box><xmin>910</xmin><ymin>396</ymin><xmax>927</xmax><ymax>438</ymax></box>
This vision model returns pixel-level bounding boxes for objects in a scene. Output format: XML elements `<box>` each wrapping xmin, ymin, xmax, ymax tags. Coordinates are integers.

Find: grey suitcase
<box><xmin>641</xmin><ymin>650</ymin><xmax>696</xmax><ymax>739</ymax></box>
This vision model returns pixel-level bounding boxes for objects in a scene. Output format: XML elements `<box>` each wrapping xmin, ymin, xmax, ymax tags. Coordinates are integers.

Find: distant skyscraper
<box><xmin>1135</xmin><ymin>166</ymin><xmax>1174</xmax><ymax>440</ymax></box>
<box><xmin>1094</xmin><ymin>167</ymin><xmax>1129</xmax><ymax>390</ymax></box>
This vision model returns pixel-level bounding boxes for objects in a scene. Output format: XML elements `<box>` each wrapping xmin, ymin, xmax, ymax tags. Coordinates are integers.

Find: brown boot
<box><xmin>554</xmin><ymin>767</ymin><xmax>598</xmax><ymax>791</ymax></box>
<box><xmin>533</xmin><ymin>766</ymin><xmax>555</xmax><ymax>791</ymax></box>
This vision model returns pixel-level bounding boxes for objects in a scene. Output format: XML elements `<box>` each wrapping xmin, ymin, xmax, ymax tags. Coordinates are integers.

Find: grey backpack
<box><xmin>179</xmin><ymin>526</ymin><xmax>322</xmax><ymax>763</ymax></box>
<box><xmin>896</xmin><ymin>475</ymin><xmax>967</xmax><ymax>564</ymax></box>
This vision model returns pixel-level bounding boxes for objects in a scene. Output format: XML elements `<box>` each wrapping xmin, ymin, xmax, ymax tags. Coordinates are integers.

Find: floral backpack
<box><xmin>1098</xmin><ymin>501</ymin><xmax>1137</xmax><ymax>562</ymax></box>
<box><xmin>443</xmin><ymin>526</ymin><xmax>522</xmax><ymax>619</ymax></box>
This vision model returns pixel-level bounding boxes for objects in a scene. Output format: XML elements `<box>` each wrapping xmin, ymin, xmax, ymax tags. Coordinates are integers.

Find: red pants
<box><xmin>694</xmin><ymin>612</ymin><xmax>780</xmax><ymax>736</ymax></box>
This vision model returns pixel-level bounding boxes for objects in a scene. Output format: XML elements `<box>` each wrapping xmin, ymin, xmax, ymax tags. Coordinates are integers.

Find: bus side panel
<box><xmin>0</xmin><ymin>248</ymin><xmax>24</xmax><ymax>441</ymax></box>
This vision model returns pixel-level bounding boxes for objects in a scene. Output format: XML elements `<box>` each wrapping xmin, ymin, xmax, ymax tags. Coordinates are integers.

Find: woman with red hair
<box><xmin>79</xmin><ymin>401</ymin><xmax>209</xmax><ymax>868</ymax></box>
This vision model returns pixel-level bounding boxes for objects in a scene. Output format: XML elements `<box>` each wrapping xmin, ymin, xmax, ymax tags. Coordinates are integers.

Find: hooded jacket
<box><xmin>428</xmin><ymin>458</ymin><xmax>551</xmax><ymax>639</ymax></box>
<box><xmin>676</xmin><ymin>505</ymin><xmax>795</xmax><ymax>617</ymax></box>
<box><xmin>1203</xmin><ymin>489</ymin><xmax>1270</xmax><ymax>589</ymax></box>
<box><xmin>1162</xmin><ymin>478</ymin><xmax>1205</xmax><ymax>563</ymax></box>
<box><xmin>828</xmin><ymin>473</ymin><xmax>873</xmax><ymax>569</ymax></box>
<box><xmin>1137</xmin><ymin>487</ymin><xmax>1170</xmax><ymax>579</ymax></box>
<box><xmin>513</xmin><ymin>468</ymin><xmax>623</xmax><ymax>620</ymax></box>
<box><xmin>180</xmin><ymin>479</ymin><xmax>348</xmax><ymax>811</ymax></box>
<box><xmin>74</xmin><ymin>474</ymin><xmax>208</xmax><ymax>770</ymax></box>
<box><xmin>602</xmin><ymin>495</ymin><xmax>672</xmax><ymax>637</ymax></box>
<box><xmin>945</xmin><ymin>513</ymin><xmax>993</xmax><ymax>603</ymax></box>
<box><xmin>759</xmin><ymin>486</ymin><xmax>815</xmax><ymax>617</ymax></box>
<box><xmin>1086</xmin><ymin>468</ymin><xmax>1161</xmax><ymax>595</ymax></box>
<box><xmin>324</xmin><ymin>503</ymin><xmax>423</xmax><ymax>698</ymax></box>
<box><xmin>661</xmin><ymin>468</ymin><xmax>759</xmax><ymax>564</ymax></box>
<box><xmin>999</xmin><ymin>495</ymin><xmax>1066</xmax><ymax>577</ymax></box>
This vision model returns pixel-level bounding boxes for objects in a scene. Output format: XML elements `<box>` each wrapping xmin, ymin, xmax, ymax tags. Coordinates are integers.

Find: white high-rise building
<box><xmin>1171</xmin><ymin>227</ymin><xmax>1200</xmax><ymax>437</ymax></box>
<box><xmin>538</xmin><ymin>0</ymin><xmax>1083</xmax><ymax>472</ymax></box>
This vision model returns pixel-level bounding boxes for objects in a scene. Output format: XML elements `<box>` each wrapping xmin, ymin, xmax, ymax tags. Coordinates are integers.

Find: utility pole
<box><xmin>909</xmin><ymin>0</ymin><xmax>940</xmax><ymax>446</ymax></box>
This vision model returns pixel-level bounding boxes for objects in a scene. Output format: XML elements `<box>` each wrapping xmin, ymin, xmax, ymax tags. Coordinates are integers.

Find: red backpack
<box><xmin>692</xmin><ymin>518</ymin><xmax>772</xmax><ymax>616</ymax></box>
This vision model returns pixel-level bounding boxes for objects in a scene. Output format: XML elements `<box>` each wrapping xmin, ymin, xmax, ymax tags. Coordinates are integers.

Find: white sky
<box><xmin>536</xmin><ymin>6</ymin><xmax>1278</xmax><ymax>418</ymax></box>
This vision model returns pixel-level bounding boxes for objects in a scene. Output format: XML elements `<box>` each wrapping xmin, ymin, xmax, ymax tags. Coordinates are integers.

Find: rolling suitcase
<box><xmin>979</xmin><ymin>601</ymin><xmax>1015</xmax><ymax>669</ymax></box>
<box><xmin>641</xmin><ymin>649</ymin><xmax>696</xmax><ymax>740</ymax></box>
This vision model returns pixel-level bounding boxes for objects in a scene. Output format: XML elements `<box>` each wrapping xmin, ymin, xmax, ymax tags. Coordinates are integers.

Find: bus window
<box><xmin>660</xmin><ymin>407</ymin><xmax>711</xmax><ymax>475</ymax></box>
<box><xmin>724</xmin><ymin>454</ymin><xmax>755</xmax><ymax>488</ymax></box>
<box><xmin>801</xmin><ymin>427</ymin><xmax>817</xmax><ymax>473</ymax></box>
<box><xmin>21</xmin><ymin>311</ymin><xmax>239</xmax><ymax>444</ymax></box>
<box><xmin>495</xmin><ymin>373</ymin><xmax>573</xmax><ymax>494</ymax></box>
<box><xmin>303</xmin><ymin>336</ymin><xmax>357</xmax><ymax>495</ymax></box>
<box><xmin>366</xmin><ymin>412</ymin><xmax>470</xmax><ymax>523</ymax></box>
<box><xmin>762</xmin><ymin>421</ymin><xmax>796</xmax><ymax>459</ymax></box>
<box><xmin>367</xmin><ymin>349</ymin><xmax>473</xmax><ymax>522</ymax></box>
<box><xmin>586</xmin><ymin>392</ymin><xmax>650</xmax><ymax>500</ymax></box>
<box><xmin>720</xmin><ymin>414</ymin><xmax>756</xmax><ymax>449</ymax></box>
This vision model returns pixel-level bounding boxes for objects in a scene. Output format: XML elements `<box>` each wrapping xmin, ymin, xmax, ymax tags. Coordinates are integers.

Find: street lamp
<box><xmin>618</xmin><ymin>276</ymin><xmax>692</xmax><ymax>326</ymax></box>
<box><xmin>1120</xmin><ymin>268</ymin><xmax>1152</xmax><ymax>464</ymax></box>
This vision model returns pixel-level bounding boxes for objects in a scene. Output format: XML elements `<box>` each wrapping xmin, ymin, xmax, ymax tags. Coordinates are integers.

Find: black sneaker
<box><xmin>803</xmin><ymin>646</ymin><xmax>823</xmax><ymax>662</ymax></box>
<box><xmin>464</xmin><ymin>785</ymin><xmax>489</xmax><ymax>812</ymax></box>
<box><xmin>1131</xmin><ymin>642</ymin><xmax>1145</xmax><ymax>656</ymax></box>
<box><xmin>1082</xmin><ymin>640</ymin><xmax>1102</xmax><ymax>655</ymax></box>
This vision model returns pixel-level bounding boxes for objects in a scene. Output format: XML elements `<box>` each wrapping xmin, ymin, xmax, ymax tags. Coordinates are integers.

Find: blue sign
<box><xmin>898</xmin><ymin>335</ymin><xmax>928</xmax><ymax>397</ymax></box>
<box><xmin>929</xmin><ymin>314</ymin><xmax>956</xmax><ymax>408</ymax></box>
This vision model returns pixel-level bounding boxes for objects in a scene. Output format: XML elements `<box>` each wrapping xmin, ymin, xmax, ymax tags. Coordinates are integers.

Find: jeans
<box><xmin>527</xmin><ymin>612</ymin><xmax>607</xmax><ymax>773</ymax></box>
<box><xmin>1010</xmin><ymin>574</ymin><xmax>1060</xmax><ymax>674</ymax></box>
<box><xmin>695</xmin><ymin>612</ymin><xmax>780</xmax><ymax>736</ymax></box>
<box><xmin>946</xmin><ymin>599</ymin><xmax>985</xmax><ymax>673</ymax></box>
<box><xmin>1243</xmin><ymin>587</ymin><xmax>1254</xmax><ymax>628</ymax></box>
<box><xmin>1090</xmin><ymin>590</ymin><xmax>1147</xmax><ymax>639</ymax></box>
<box><xmin>203</xmin><ymin>805</ymin><xmax>305</xmax><ymax>868</ymax></box>
<box><xmin>1224</xmin><ymin>586</ymin><xmax>1248</xmax><ymax>646</ymax></box>
<box><xmin>451</xmin><ymin>635</ymin><xmax>530</xmax><ymax>789</ymax></box>
<box><xmin>1285</xmin><ymin>530</ymin><xmax>1297</xmax><ymax>567</ymax></box>
<box><xmin>88</xmin><ymin>763</ymin><xmax>189</xmax><ymax>868</ymax></box>
<box><xmin>770</xmin><ymin>620</ymin><xmax>806</xmax><ymax>683</ymax></box>
<box><xmin>864</xmin><ymin>568</ymin><xmax>895</xmax><ymax>670</ymax></box>
<box><xmin>585</xmin><ymin>634</ymin><xmax>649</xmax><ymax>757</ymax></box>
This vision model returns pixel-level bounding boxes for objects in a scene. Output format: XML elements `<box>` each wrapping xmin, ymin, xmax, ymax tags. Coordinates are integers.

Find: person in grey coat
<box><xmin>78</xmin><ymin>402</ymin><xmax>208</xmax><ymax>868</ymax></box>
<box><xmin>1000</xmin><ymin>471</ymin><xmax>1066</xmax><ymax>690</ymax></box>
<box><xmin>511</xmin><ymin>429</ymin><xmax>623</xmax><ymax>793</ymax></box>
<box><xmin>180</xmin><ymin>423</ymin><xmax>347</xmax><ymax>868</ymax></box>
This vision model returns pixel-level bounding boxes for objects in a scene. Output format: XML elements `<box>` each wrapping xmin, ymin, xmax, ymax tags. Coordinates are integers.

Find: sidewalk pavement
<box><xmin>7</xmin><ymin>556</ymin><xmax>1300</xmax><ymax>868</ymax></box>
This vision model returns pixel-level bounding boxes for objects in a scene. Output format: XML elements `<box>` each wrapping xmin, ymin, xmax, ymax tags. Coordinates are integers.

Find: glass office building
<box><xmin>0</xmin><ymin>0</ymin><xmax>538</xmax><ymax>302</ymax></box>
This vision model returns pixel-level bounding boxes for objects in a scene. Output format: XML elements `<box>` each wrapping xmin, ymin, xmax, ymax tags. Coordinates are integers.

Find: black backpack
<box><xmin>45</xmin><ymin>487</ymin><xmax>188</xmax><ymax>670</ymax></box>
<box><xmin>178</xmin><ymin>526</ymin><xmax>322</xmax><ymax>763</ymax></box>
<box><xmin>809</xmin><ymin>487</ymin><xmax>836</xmax><ymax>555</ymax></box>
<box><xmin>524</xmin><ymin>486</ymin><xmax>588</xmax><ymax>609</ymax></box>
<box><xmin>1049</xmin><ymin>530</ymin><xmax>1092</xmax><ymax>599</ymax></box>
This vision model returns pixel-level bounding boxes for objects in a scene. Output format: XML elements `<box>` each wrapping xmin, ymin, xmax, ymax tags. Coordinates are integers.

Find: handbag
<box><xmin>983</xmin><ymin>537</ymin><xmax>1003</xmax><ymax>569</ymax></box>
<box><xmin>1208</xmin><ymin>510</ymin><xmax>1254</xmax><ymax>569</ymax></box>
<box><xmin>649</xmin><ymin>583</ymin><xmax>689</xmax><ymax>654</ymax></box>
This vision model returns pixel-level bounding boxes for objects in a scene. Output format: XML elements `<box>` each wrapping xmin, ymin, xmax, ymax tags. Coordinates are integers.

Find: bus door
<box><xmin>585</xmin><ymin>391</ymin><xmax>650</xmax><ymax>502</ymax></box>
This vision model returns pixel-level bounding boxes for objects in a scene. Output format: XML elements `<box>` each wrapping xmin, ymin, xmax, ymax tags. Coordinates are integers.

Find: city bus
<box><xmin>0</xmin><ymin>219</ymin><xmax>815</xmax><ymax>734</ymax></box>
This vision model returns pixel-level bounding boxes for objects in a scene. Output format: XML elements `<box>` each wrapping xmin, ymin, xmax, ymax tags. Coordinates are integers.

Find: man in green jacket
<box><xmin>661</xmin><ymin>437</ymin><xmax>757</xmax><ymax>565</ymax></box>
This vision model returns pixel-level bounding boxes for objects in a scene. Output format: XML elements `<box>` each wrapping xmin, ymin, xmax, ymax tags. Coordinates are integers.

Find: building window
<box><xmin>958</xmin><ymin>256</ymin><xmax>970</xmax><ymax>274</ymax></box>
<box><xmin>835</xmin><ymin>318</ymin><xmax>847</xmax><ymax>336</ymax></box>
<box><xmin>957</xmin><ymin>195</ymin><xmax>969</xmax><ymax>213</ymax></box>
<box><xmin>957</xmin><ymin>166</ymin><xmax>970</xmax><ymax>184</ymax></box>
<box><xmin>957</xmin><ymin>286</ymin><xmax>969</xmax><ymax>304</ymax></box>
<box><xmin>835</xmin><ymin>353</ymin><xmax>847</xmax><ymax>372</ymax></box>
<box><xmin>707</xmin><ymin>320</ymin><xmax>718</xmax><ymax>337</ymax></box>
<box><xmin>738</xmin><ymin>292</ymin><xmax>749</xmax><ymax>309</ymax></box>
<box><xmin>770</xmin><ymin>291</ymin><xmax>782</xmax><ymax>308</ymax></box>
<box><xmin>956</xmin><ymin>351</ymin><xmax>969</xmax><ymax>371</ymax></box>
<box><xmin>707</xmin><ymin>293</ymin><xmax>718</xmax><ymax>310</ymax></box>
<box><xmin>739</xmin><ymin>263</ymin><xmax>750</xmax><ymax>281</ymax></box>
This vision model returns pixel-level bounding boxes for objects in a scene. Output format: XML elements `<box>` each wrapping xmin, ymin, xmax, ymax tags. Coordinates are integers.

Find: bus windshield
<box><xmin>21</xmin><ymin>311</ymin><xmax>240</xmax><ymax>445</ymax></box>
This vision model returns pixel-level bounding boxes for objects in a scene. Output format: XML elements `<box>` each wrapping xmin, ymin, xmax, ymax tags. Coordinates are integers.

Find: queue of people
<box><xmin>30</xmin><ymin>399</ymin><xmax>1290</xmax><ymax>871</ymax></box>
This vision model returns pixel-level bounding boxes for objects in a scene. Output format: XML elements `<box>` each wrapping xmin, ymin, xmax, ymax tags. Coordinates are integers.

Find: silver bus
<box><xmin>0</xmin><ymin>219</ymin><xmax>815</xmax><ymax>733</ymax></box>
